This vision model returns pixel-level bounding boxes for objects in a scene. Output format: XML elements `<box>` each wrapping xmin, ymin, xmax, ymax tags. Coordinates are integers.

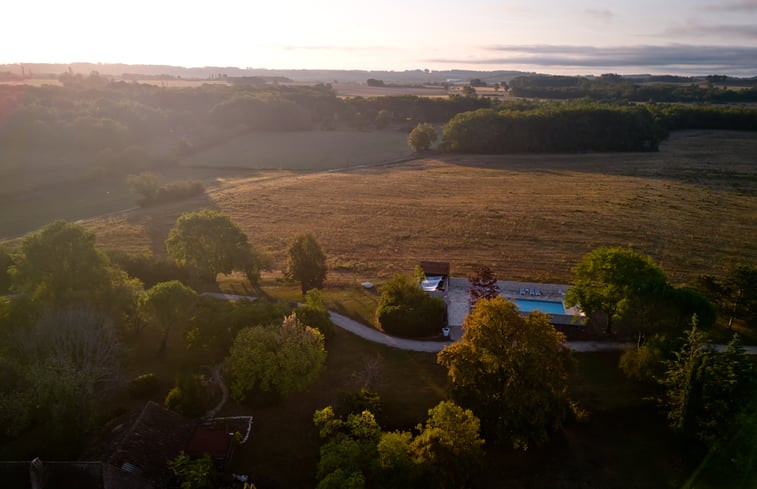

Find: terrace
<box><xmin>445</xmin><ymin>277</ymin><xmax>584</xmax><ymax>333</ymax></box>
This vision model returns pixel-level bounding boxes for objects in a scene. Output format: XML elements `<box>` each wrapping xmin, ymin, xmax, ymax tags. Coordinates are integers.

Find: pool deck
<box><xmin>444</xmin><ymin>277</ymin><xmax>583</xmax><ymax>328</ymax></box>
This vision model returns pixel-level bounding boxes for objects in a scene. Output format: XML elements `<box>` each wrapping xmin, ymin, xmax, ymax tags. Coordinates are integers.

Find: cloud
<box><xmin>705</xmin><ymin>0</ymin><xmax>757</xmax><ymax>12</ymax></box>
<box><xmin>425</xmin><ymin>44</ymin><xmax>757</xmax><ymax>73</ymax></box>
<box><xmin>584</xmin><ymin>8</ymin><xmax>613</xmax><ymax>21</ymax></box>
<box><xmin>663</xmin><ymin>22</ymin><xmax>757</xmax><ymax>39</ymax></box>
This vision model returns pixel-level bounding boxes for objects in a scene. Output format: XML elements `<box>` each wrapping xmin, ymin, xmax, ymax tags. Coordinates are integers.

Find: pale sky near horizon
<box><xmin>3</xmin><ymin>0</ymin><xmax>757</xmax><ymax>75</ymax></box>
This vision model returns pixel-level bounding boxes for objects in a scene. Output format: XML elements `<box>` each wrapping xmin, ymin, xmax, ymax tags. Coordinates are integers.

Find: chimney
<box><xmin>30</xmin><ymin>457</ymin><xmax>46</xmax><ymax>489</ymax></box>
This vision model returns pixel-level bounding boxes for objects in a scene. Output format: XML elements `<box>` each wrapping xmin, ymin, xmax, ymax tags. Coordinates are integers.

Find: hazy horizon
<box><xmin>3</xmin><ymin>0</ymin><xmax>757</xmax><ymax>77</ymax></box>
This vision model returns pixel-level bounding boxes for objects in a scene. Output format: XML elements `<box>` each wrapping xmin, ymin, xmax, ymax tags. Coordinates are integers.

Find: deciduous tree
<box><xmin>438</xmin><ymin>297</ymin><xmax>572</xmax><ymax>448</ymax></box>
<box><xmin>411</xmin><ymin>401</ymin><xmax>484</xmax><ymax>489</ymax></box>
<box><xmin>407</xmin><ymin>122</ymin><xmax>437</xmax><ymax>152</ymax></box>
<box><xmin>9</xmin><ymin>308</ymin><xmax>124</xmax><ymax>440</ymax></box>
<box><xmin>227</xmin><ymin>313</ymin><xmax>326</xmax><ymax>401</ymax></box>
<box><xmin>697</xmin><ymin>265</ymin><xmax>757</xmax><ymax>330</ymax></box>
<box><xmin>565</xmin><ymin>247</ymin><xmax>669</xmax><ymax>336</ymax></box>
<box><xmin>166</xmin><ymin>210</ymin><xmax>257</xmax><ymax>282</ymax></box>
<box><xmin>313</xmin><ymin>400</ymin><xmax>483</xmax><ymax>489</ymax></box>
<box><xmin>468</xmin><ymin>265</ymin><xmax>500</xmax><ymax>307</ymax></box>
<box><xmin>138</xmin><ymin>280</ymin><xmax>197</xmax><ymax>352</ymax></box>
<box><xmin>10</xmin><ymin>220</ymin><xmax>111</xmax><ymax>304</ymax></box>
<box><xmin>286</xmin><ymin>233</ymin><xmax>327</xmax><ymax>295</ymax></box>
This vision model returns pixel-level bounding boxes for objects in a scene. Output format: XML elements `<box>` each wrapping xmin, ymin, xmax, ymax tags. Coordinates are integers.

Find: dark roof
<box><xmin>185</xmin><ymin>426</ymin><xmax>231</xmax><ymax>460</ymax></box>
<box><xmin>0</xmin><ymin>461</ymin><xmax>104</xmax><ymax>489</ymax></box>
<box><xmin>108</xmin><ymin>401</ymin><xmax>198</xmax><ymax>484</ymax></box>
<box><xmin>420</xmin><ymin>261</ymin><xmax>450</xmax><ymax>277</ymax></box>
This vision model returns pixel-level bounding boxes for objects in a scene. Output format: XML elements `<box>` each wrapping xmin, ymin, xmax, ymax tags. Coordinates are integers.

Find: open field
<box><xmin>332</xmin><ymin>82</ymin><xmax>450</xmax><ymax>98</ymax></box>
<box><xmin>0</xmin><ymin>129</ymin><xmax>409</xmax><ymax>239</ymax></box>
<box><xmin>331</xmin><ymin>82</ymin><xmax>511</xmax><ymax>99</ymax></box>
<box><xmin>85</xmin><ymin>130</ymin><xmax>757</xmax><ymax>285</ymax></box>
<box><xmin>180</xmin><ymin>130</ymin><xmax>411</xmax><ymax>171</ymax></box>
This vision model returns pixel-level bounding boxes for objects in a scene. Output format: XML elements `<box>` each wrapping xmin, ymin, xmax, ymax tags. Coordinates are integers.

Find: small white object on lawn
<box><xmin>361</xmin><ymin>281</ymin><xmax>374</xmax><ymax>289</ymax></box>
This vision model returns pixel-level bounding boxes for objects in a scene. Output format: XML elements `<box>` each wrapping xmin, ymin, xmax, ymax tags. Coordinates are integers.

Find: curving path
<box><xmin>328</xmin><ymin>311</ymin><xmax>757</xmax><ymax>354</ymax></box>
<box><xmin>198</xmin><ymin>294</ymin><xmax>757</xmax><ymax>354</ymax></box>
<box><xmin>328</xmin><ymin>311</ymin><xmax>450</xmax><ymax>353</ymax></box>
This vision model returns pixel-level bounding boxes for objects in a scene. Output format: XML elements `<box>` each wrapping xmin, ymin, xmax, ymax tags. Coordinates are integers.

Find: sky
<box><xmin>2</xmin><ymin>0</ymin><xmax>757</xmax><ymax>76</ymax></box>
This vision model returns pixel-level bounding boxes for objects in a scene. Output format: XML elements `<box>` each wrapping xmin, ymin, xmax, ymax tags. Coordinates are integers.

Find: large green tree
<box><xmin>165</xmin><ymin>210</ymin><xmax>258</xmax><ymax>282</ymax></box>
<box><xmin>438</xmin><ymin>297</ymin><xmax>573</xmax><ymax>449</ymax></box>
<box><xmin>10</xmin><ymin>220</ymin><xmax>112</xmax><ymax>304</ymax></box>
<box><xmin>313</xmin><ymin>400</ymin><xmax>484</xmax><ymax>489</ymax></box>
<box><xmin>138</xmin><ymin>280</ymin><xmax>197</xmax><ymax>352</ymax></box>
<box><xmin>227</xmin><ymin>313</ymin><xmax>326</xmax><ymax>401</ymax></box>
<box><xmin>407</xmin><ymin>122</ymin><xmax>437</xmax><ymax>152</ymax></box>
<box><xmin>286</xmin><ymin>233</ymin><xmax>327</xmax><ymax>295</ymax></box>
<box><xmin>565</xmin><ymin>247</ymin><xmax>669</xmax><ymax>336</ymax></box>
<box><xmin>411</xmin><ymin>401</ymin><xmax>484</xmax><ymax>489</ymax></box>
<box><xmin>697</xmin><ymin>265</ymin><xmax>757</xmax><ymax>330</ymax></box>
<box><xmin>1</xmin><ymin>308</ymin><xmax>124</xmax><ymax>445</ymax></box>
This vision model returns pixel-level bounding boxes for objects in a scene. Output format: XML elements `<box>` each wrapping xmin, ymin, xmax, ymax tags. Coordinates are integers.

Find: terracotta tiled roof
<box><xmin>108</xmin><ymin>402</ymin><xmax>198</xmax><ymax>484</ymax></box>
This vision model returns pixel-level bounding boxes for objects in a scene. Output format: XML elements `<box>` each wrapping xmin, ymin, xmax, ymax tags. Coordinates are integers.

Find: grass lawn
<box><xmin>222</xmin><ymin>326</ymin><xmax>447</xmax><ymax>488</ymax></box>
<box><xmin>230</xmin><ymin>274</ymin><xmax>382</xmax><ymax>327</ymax></box>
<box><xmin>218</xmin><ymin>333</ymin><xmax>698</xmax><ymax>488</ymax></box>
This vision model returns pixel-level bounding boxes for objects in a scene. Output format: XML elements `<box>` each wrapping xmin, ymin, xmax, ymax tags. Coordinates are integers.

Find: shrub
<box><xmin>376</xmin><ymin>274</ymin><xmax>446</xmax><ymax>338</ymax></box>
<box><xmin>336</xmin><ymin>389</ymin><xmax>383</xmax><ymax>422</ymax></box>
<box><xmin>619</xmin><ymin>343</ymin><xmax>666</xmax><ymax>383</ymax></box>
<box><xmin>128</xmin><ymin>373</ymin><xmax>160</xmax><ymax>398</ymax></box>
<box><xmin>107</xmin><ymin>250</ymin><xmax>192</xmax><ymax>288</ymax></box>
<box><xmin>295</xmin><ymin>289</ymin><xmax>336</xmax><ymax>338</ymax></box>
<box><xmin>295</xmin><ymin>305</ymin><xmax>336</xmax><ymax>339</ymax></box>
<box><xmin>164</xmin><ymin>372</ymin><xmax>208</xmax><ymax>417</ymax></box>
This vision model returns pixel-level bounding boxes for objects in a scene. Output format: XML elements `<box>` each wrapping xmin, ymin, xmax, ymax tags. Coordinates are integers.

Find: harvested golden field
<box><xmin>332</xmin><ymin>82</ymin><xmax>449</xmax><ymax>98</ymax></box>
<box><xmin>88</xmin><ymin>130</ymin><xmax>757</xmax><ymax>284</ymax></box>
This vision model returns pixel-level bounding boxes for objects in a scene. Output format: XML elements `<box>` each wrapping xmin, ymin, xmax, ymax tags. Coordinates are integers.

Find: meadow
<box><xmin>179</xmin><ymin>129</ymin><xmax>410</xmax><ymax>171</ymax></box>
<box><xmin>86</xmin><ymin>130</ymin><xmax>757</xmax><ymax>286</ymax></box>
<box><xmin>0</xmin><ymin>129</ymin><xmax>409</xmax><ymax>239</ymax></box>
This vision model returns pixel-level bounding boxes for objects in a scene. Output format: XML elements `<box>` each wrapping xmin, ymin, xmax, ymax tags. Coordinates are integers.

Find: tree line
<box><xmin>439</xmin><ymin>101</ymin><xmax>757</xmax><ymax>154</ymax></box>
<box><xmin>509</xmin><ymin>74</ymin><xmax>757</xmax><ymax>103</ymax></box>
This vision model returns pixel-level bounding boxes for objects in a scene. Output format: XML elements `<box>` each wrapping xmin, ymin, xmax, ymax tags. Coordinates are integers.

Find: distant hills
<box><xmin>0</xmin><ymin>62</ymin><xmax>534</xmax><ymax>83</ymax></box>
<box><xmin>2</xmin><ymin>63</ymin><xmax>755</xmax><ymax>86</ymax></box>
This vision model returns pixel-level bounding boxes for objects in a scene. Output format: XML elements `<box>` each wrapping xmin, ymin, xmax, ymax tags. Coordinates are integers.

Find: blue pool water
<box><xmin>514</xmin><ymin>299</ymin><xmax>566</xmax><ymax>314</ymax></box>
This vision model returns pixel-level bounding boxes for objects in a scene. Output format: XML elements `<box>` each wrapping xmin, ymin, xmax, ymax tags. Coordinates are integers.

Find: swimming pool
<box><xmin>514</xmin><ymin>298</ymin><xmax>566</xmax><ymax>314</ymax></box>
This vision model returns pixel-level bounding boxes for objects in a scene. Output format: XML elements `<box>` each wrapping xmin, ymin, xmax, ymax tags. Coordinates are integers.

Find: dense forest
<box><xmin>440</xmin><ymin>101</ymin><xmax>757</xmax><ymax>154</ymax></box>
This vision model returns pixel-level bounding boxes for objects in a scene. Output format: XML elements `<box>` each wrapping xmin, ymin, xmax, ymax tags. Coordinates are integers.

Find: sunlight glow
<box><xmin>2</xmin><ymin>0</ymin><xmax>756</xmax><ymax>74</ymax></box>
